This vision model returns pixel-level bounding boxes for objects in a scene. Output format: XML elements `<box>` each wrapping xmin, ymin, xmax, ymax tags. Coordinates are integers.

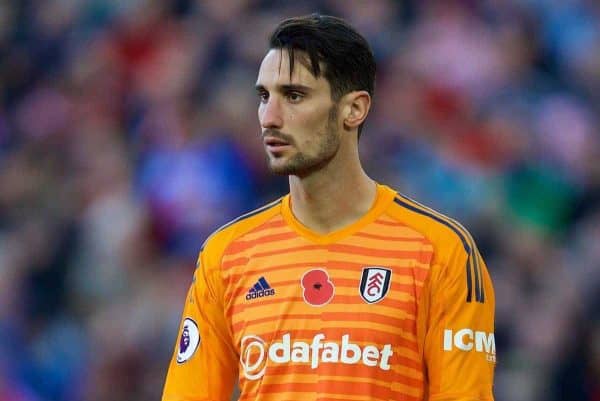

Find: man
<box><xmin>162</xmin><ymin>14</ymin><xmax>495</xmax><ymax>401</ymax></box>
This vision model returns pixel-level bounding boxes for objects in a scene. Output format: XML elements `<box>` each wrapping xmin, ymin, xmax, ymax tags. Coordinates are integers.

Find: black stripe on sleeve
<box><xmin>466</xmin><ymin>255</ymin><xmax>473</xmax><ymax>303</ymax></box>
<box><xmin>474</xmin><ymin>250</ymin><xmax>485</xmax><ymax>303</ymax></box>
<box><xmin>473</xmin><ymin>248</ymin><xmax>481</xmax><ymax>302</ymax></box>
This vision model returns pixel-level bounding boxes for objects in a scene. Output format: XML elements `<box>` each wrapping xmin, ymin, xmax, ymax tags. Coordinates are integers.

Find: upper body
<box><xmin>162</xmin><ymin>184</ymin><xmax>496</xmax><ymax>401</ymax></box>
<box><xmin>163</xmin><ymin>14</ymin><xmax>495</xmax><ymax>401</ymax></box>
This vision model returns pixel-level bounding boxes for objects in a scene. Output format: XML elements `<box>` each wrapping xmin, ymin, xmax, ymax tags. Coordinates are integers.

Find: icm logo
<box><xmin>443</xmin><ymin>329</ymin><xmax>496</xmax><ymax>362</ymax></box>
<box><xmin>239</xmin><ymin>333</ymin><xmax>393</xmax><ymax>380</ymax></box>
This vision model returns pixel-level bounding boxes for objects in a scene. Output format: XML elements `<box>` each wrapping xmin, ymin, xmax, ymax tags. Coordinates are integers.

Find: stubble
<box><xmin>267</xmin><ymin>105</ymin><xmax>340</xmax><ymax>177</ymax></box>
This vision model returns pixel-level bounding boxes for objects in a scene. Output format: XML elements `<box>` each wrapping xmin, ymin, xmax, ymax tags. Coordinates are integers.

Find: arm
<box><xmin>162</xmin><ymin>250</ymin><xmax>238</xmax><ymax>401</ymax></box>
<box><xmin>418</xmin><ymin>237</ymin><xmax>496</xmax><ymax>401</ymax></box>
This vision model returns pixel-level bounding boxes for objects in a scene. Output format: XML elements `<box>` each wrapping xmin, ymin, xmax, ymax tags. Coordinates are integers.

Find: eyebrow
<box><xmin>254</xmin><ymin>84</ymin><xmax>313</xmax><ymax>93</ymax></box>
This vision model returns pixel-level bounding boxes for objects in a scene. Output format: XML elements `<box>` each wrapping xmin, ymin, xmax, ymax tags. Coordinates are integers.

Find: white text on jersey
<box><xmin>443</xmin><ymin>328</ymin><xmax>496</xmax><ymax>355</ymax></box>
<box><xmin>240</xmin><ymin>333</ymin><xmax>393</xmax><ymax>380</ymax></box>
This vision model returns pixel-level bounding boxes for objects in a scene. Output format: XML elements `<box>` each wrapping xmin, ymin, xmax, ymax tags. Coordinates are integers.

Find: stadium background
<box><xmin>0</xmin><ymin>0</ymin><xmax>599</xmax><ymax>400</ymax></box>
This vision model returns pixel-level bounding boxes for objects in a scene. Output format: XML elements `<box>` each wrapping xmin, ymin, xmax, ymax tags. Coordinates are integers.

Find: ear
<box><xmin>341</xmin><ymin>90</ymin><xmax>371</xmax><ymax>131</ymax></box>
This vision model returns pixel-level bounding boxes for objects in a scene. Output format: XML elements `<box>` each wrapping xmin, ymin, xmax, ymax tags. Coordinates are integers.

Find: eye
<box><xmin>258</xmin><ymin>91</ymin><xmax>269</xmax><ymax>103</ymax></box>
<box><xmin>286</xmin><ymin>91</ymin><xmax>304</xmax><ymax>103</ymax></box>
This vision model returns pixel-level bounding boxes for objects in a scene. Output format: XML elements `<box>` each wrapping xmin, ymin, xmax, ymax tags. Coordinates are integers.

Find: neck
<box><xmin>288</xmin><ymin>144</ymin><xmax>376</xmax><ymax>235</ymax></box>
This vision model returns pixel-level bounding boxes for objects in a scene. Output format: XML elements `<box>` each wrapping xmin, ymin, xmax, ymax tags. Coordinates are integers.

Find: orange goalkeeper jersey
<box><xmin>162</xmin><ymin>184</ymin><xmax>496</xmax><ymax>401</ymax></box>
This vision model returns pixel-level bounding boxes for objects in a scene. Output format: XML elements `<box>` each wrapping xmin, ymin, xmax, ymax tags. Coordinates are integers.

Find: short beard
<box><xmin>267</xmin><ymin>105</ymin><xmax>340</xmax><ymax>177</ymax></box>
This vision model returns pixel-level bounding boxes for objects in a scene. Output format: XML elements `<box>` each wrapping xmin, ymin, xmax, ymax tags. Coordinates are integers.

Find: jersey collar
<box><xmin>280</xmin><ymin>183</ymin><xmax>396</xmax><ymax>244</ymax></box>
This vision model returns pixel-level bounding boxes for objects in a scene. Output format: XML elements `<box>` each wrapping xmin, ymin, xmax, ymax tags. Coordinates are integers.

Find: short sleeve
<box><xmin>418</xmin><ymin>237</ymin><xmax>496</xmax><ymax>401</ymax></box>
<box><xmin>162</xmin><ymin>250</ymin><xmax>238</xmax><ymax>401</ymax></box>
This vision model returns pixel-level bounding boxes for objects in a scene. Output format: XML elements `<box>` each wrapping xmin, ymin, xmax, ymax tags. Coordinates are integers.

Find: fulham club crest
<box><xmin>359</xmin><ymin>267</ymin><xmax>392</xmax><ymax>303</ymax></box>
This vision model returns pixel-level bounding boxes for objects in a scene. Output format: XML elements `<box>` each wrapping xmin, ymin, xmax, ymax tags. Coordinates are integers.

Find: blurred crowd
<box><xmin>0</xmin><ymin>1</ymin><xmax>599</xmax><ymax>400</ymax></box>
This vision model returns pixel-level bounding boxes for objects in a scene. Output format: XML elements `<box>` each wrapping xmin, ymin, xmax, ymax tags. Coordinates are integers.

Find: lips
<box><xmin>263</xmin><ymin>136</ymin><xmax>289</xmax><ymax>146</ymax></box>
<box><xmin>263</xmin><ymin>136</ymin><xmax>292</xmax><ymax>155</ymax></box>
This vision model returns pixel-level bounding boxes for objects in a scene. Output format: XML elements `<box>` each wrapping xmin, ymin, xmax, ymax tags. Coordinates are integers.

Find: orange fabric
<box><xmin>162</xmin><ymin>184</ymin><xmax>495</xmax><ymax>401</ymax></box>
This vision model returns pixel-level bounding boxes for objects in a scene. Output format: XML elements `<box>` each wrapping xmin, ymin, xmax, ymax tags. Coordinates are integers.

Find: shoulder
<box><xmin>199</xmin><ymin>197</ymin><xmax>284</xmax><ymax>264</ymax></box>
<box><xmin>384</xmin><ymin>186</ymin><xmax>476</xmax><ymax>262</ymax></box>
<box><xmin>382</xmin><ymin>185</ymin><xmax>489</xmax><ymax>304</ymax></box>
<box><xmin>385</xmin><ymin>188</ymin><xmax>488</xmax><ymax>303</ymax></box>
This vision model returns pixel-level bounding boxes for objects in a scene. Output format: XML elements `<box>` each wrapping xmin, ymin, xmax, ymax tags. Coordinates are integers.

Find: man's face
<box><xmin>256</xmin><ymin>49</ymin><xmax>341</xmax><ymax>176</ymax></box>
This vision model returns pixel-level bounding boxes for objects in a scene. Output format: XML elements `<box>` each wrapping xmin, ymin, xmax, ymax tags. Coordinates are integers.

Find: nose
<box><xmin>259</xmin><ymin>97</ymin><xmax>283</xmax><ymax>129</ymax></box>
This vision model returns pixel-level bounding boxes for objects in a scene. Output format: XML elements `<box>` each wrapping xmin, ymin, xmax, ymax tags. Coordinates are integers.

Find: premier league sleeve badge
<box><xmin>176</xmin><ymin>318</ymin><xmax>201</xmax><ymax>363</ymax></box>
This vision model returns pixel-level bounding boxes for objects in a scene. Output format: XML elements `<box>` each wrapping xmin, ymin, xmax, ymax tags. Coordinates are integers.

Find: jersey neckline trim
<box><xmin>280</xmin><ymin>184</ymin><xmax>397</xmax><ymax>245</ymax></box>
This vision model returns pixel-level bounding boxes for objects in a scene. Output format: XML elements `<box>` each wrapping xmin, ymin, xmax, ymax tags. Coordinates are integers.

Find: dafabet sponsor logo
<box><xmin>240</xmin><ymin>333</ymin><xmax>393</xmax><ymax>380</ymax></box>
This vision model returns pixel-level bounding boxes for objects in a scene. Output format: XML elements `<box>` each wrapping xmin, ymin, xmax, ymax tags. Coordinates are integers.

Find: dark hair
<box><xmin>268</xmin><ymin>14</ymin><xmax>376</xmax><ymax>135</ymax></box>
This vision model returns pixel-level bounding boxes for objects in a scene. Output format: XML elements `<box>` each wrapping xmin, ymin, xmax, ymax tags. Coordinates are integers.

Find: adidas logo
<box><xmin>246</xmin><ymin>276</ymin><xmax>275</xmax><ymax>300</ymax></box>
